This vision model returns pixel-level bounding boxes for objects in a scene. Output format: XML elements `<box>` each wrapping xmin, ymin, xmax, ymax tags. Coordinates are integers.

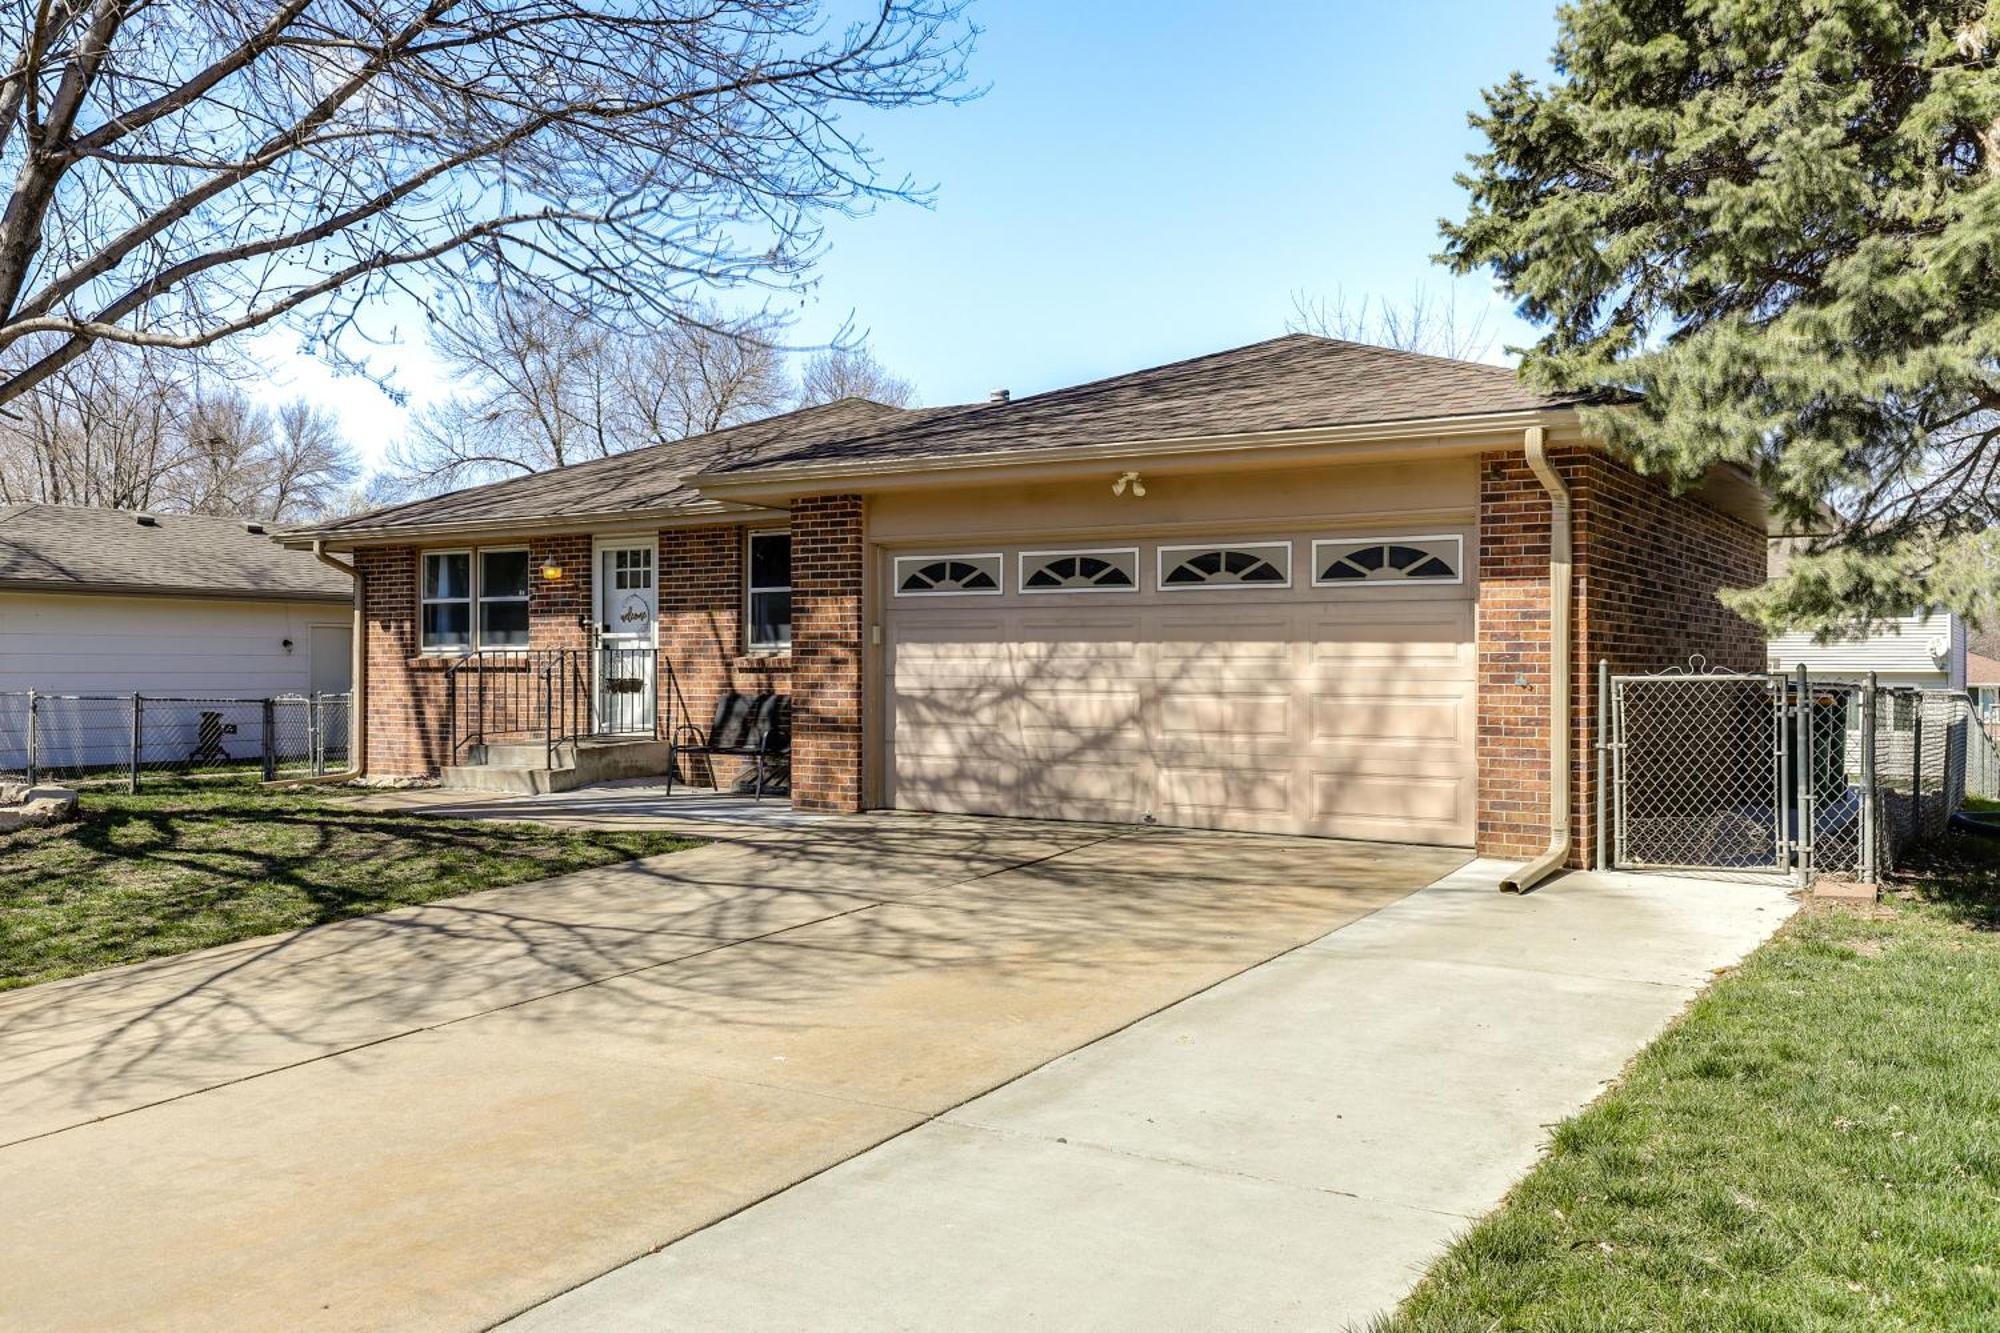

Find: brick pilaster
<box><xmin>789</xmin><ymin>495</ymin><xmax>866</xmax><ymax>812</ymax></box>
<box><xmin>1476</xmin><ymin>447</ymin><xmax>1767</xmax><ymax>867</ymax></box>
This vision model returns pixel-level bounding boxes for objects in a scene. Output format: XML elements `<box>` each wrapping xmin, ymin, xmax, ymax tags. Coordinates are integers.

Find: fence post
<box><xmin>24</xmin><ymin>688</ymin><xmax>36</xmax><ymax>787</ymax></box>
<box><xmin>1860</xmin><ymin>673</ymin><xmax>1876</xmax><ymax>883</ymax></box>
<box><xmin>311</xmin><ymin>692</ymin><xmax>323</xmax><ymax>777</ymax></box>
<box><xmin>129</xmin><ymin>693</ymin><xmax>143</xmax><ymax>795</ymax></box>
<box><xmin>1795</xmin><ymin>663</ymin><xmax>1812</xmax><ymax>888</ymax></box>
<box><xmin>1912</xmin><ymin>698</ymin><xmax>1925</xmax><ymax>841</ymax></box>
<box><xmin>1595</xmin><ymin>659</ymin><xmax>1610</xmax><ymax>871</ymax></box>
<box><xmin>261</xmin><ymin>698</ymin><xmax>276</xmax><ymax>781</ymax></box>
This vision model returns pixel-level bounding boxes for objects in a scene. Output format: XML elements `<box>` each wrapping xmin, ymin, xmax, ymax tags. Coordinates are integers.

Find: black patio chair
<box><xmin>667</xmin><ymin>691</ymin><xmax>791</xmax><ymax>801</ymax></box>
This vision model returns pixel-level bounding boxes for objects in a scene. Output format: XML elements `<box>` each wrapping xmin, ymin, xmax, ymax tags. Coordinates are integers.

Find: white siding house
<box><xmin>1766</xmin><ymin>610</ymin><xmax>1967</xmax><ymax>690</ymax></box>
<box><xmin>0</xmin><ymin>505</ymin><xmax>355</xmax><ymax>697</ymax></box>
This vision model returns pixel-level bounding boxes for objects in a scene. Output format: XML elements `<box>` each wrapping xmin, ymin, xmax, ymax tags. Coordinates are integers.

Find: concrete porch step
<box><xmin>441</xmin><ymin>736</ymin><xmax>673</xmax><ymax>795</ymax></box>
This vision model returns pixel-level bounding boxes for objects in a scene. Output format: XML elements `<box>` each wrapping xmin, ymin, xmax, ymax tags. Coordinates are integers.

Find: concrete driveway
<box><xmin>507</xmin><ymin>859</ymin><xmax>1795</xmax><ymax>1332</ymax></box>
<box><xmin>0</xmin><ymin>811</ymin><xmax>1463</xmax><ymax>1332</ymax></box>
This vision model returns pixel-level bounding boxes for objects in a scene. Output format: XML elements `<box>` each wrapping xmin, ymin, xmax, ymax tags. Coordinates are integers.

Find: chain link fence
<box><xmin>1602</xmin><ymin>664</ymin><xmax>1998</xmax><ymax>885</ymax></box>
<box><xmin>0</xmin><ymin>692</ymin><xmax>349</xmax><ymax>788</ymax></box>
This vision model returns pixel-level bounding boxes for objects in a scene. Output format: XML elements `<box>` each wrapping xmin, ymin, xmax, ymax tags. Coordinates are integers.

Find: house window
<box><xmin>1019</xmin><ymin>548</ymin><xmax>1139</xmax><ymax>593</ymax></box>
<box><xmin>1312</xmin><ymin>535</ymin><xmax>1462</xmax><ymax>586</ymax></box>
<box><xmin>478</xmin><ymin>549</ymin><xmax>531</xmax><ymax>647</ymax></box>
<box><xmin>894</xmin><ymin>553</ymin><xmax>1004</xmax><ymax>596</ymax></box>
<box><xmin>747</xmin><ymin>530</ymin><xmax>792</xmax><ymax>650</ymax></box>
<box><xmin>420</xmin><ymin>551</ymin><xmax>472</xmax><ymax>651</ymax></box>
<box><xmin>1157</xmin><ymin>543</ymin><xmax>1291</xmax><ymax>589</ymax></box>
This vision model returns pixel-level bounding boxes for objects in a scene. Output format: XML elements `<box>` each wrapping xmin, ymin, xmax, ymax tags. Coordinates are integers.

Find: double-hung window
<box><xmin>420</xmin><ymin>548</ymin><xmax>531</xmax><ymax>652</ymax></box>
<box><xmin>746</xmin><ymin>530</ymin><xmax>792</xmax><ymax>650</ymax></box>
<box><xmin>477</xmin><ymin>549</ymin><xmax>531</xmax><ymax>647</ymax></box>
<box><xmin>420</xmin><ymin>551</ymin><xmax>472</xmax><ymax>651</ymax></box>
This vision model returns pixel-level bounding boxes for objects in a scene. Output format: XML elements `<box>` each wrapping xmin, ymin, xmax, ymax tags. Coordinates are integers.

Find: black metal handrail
<box><xmin>445</xmin><ymin>648</ymin><xmax>594</xmax><ymax>766</ymax></box>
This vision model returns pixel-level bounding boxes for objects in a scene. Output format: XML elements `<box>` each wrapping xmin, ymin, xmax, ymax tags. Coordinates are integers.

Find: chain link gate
<box><xmin>1607</xmin><ymin>664</ymin><xmax>1791</xmax><ymax>875</ymax></box>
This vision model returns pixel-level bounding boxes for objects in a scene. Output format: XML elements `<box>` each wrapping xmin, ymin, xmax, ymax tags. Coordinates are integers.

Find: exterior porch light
<box><xmin>541</xmin><ymin>562</ymin><xmax>564</xmax><ymax>581</ymax></box>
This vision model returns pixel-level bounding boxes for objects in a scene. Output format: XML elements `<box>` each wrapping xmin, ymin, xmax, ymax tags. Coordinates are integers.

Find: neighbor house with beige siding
<box><xmin>282</xmin><ymin>335</ymin><xmax>1772</xmax><ymax>883</ymax></box>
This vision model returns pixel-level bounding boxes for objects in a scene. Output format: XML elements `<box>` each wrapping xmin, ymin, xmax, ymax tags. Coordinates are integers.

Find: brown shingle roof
<box><xmin>0</xmin><ymin>504</ymin><xmax>352</xmax><ymax>600</ymax></box>
<box><xmin>297</xmin><ymin>336</ymin><xmax>1587</xmax><ymax>541</ymax></box>
<box><xmin>700</xmin><ymin>334</ymin><xmax>1590</xmax><ymax>477</ymax></box>
<box><xmin>306</xmin><ymin>397</ymin><xmax>921</xmax><ymax>538</ymax></box>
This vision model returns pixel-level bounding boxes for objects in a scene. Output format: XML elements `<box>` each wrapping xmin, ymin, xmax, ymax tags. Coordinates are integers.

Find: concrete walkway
<box><xmin>0</xmin><ymin>812</ymin><xmax>1463</xmax><ymax>1332</ymax></box>
<box><xmin>508</xmin><ymin>861</ymin><xmax>1795</xmax><ymax>1332</ymax></box>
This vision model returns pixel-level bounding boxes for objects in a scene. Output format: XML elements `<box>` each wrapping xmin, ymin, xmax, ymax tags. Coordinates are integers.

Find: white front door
<box><xmin>595</xmin><ymin>541</ymin><xmax>657</xmax><ymax>734</ymax></box>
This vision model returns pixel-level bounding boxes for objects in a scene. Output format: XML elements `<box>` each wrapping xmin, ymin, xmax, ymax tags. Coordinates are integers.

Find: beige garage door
<box><xmin>882</xmin><ymin>536</ymin><xmax>1476</xmax><ymax>846</ymax></box>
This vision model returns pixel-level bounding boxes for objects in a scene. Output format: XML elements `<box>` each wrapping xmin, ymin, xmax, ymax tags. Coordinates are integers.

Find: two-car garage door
<box><xmin>882</xmin><ymin>534</ymin><xmax>1476</xmax><ymax>846</ymax></box>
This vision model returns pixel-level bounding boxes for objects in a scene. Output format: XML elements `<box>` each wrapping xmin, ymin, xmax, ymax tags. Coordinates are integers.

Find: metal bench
<box><xmin>667</xmin><ymin>691</ymin><xmax>790</xmax><ymax>800</ymax></box>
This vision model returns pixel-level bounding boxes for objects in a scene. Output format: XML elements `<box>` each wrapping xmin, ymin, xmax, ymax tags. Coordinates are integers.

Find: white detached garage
<box><xmin>0</xmin><ymin>504</ymin><xmax>355</xmax><ymax>697</ymax></box>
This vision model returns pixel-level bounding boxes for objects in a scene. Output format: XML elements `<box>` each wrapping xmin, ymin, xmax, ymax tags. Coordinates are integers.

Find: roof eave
<box><xmin>683</xmin><ymin>406</ymin><xmax>1594</xmax><ymax>501</ymax></box>
<box><xmin>278</xmin><ymin>498</ymin><xmax>788</xmax><ymax>551</ymax></box>
<box><xmin>0</xmin><ymin>578</ymin><xmax>353</xmax><ymax>603</ymax></box>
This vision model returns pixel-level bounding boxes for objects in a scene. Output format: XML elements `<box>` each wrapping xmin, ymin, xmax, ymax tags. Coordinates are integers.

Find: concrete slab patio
<box><xmin>507</xmin><ymin>860</ymin><xmax>1796</xmax><ymax>1332</ymax></box>
<box><xmin>0</xmin><ymin>810</ymin><xmax>1463</xmax><ymax>1332</ymax></box>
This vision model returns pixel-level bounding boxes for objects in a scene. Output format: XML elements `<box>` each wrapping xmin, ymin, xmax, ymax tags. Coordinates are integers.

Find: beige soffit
<box><xmin>685</xmin><ymin>407</ymin><xmax>1594</xmax><ymax>502</ymax></box>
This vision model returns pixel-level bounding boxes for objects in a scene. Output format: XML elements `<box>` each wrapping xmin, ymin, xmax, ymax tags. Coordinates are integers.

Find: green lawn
<box><xmin>1382</xmin><ymin>837</ymin><xmax>2000</xmax><ymax>1332</ymax></box>
<box><xmin>0</xmin><ymin>778</ymin><xmax>696</xmax><ymax>991</ymax></box>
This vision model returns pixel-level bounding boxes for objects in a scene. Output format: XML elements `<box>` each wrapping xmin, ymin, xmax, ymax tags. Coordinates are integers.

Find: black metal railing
<box><xmin>445</xmin><ymin>646</ymin><xmax>667</xmax><ymax>769</ymax></box>
<box><xmin>596</xmin><ymin>645</ymin><xmax>659</xmax><ymax>737</ymax></box>
<box><xmin>446</xmin><ymin>648</ymin><xmax>593</xmax><ymax>767</ymax></box>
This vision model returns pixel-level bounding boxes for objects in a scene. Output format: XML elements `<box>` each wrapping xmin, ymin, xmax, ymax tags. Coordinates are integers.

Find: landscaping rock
<box><xmin>0</xmin><ymin>785</ymin><xmax>79</xmax><ymax>832</ymax></box>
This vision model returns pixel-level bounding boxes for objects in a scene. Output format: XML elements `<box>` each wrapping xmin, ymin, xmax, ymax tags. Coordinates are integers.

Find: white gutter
<box><xmin>1501</xmin><ymin>425</ymin><xmax>1573</xmax><ymax>894</ymax></box>
<box><xmin>311</xmin><ymin>540</ymin><xmax>365</xmax><ymax>779</ymax></box>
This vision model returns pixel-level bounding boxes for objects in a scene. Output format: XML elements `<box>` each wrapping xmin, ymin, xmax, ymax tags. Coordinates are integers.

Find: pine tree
<box><xmin>1444</xmin><ymin>0</ymin><xmax>2000</xmax><ymax>633</ymax></box>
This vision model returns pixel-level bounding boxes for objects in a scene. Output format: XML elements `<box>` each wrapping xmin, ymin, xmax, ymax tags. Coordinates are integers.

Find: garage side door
<box><xmin>883</xmin><ymin>536</ymin><xmax>1475</xmax><ymax>845</ymax></box>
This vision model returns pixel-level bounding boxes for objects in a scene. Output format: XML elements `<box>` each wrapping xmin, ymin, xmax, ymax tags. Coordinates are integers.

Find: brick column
<box><xmin>356</xmin><ymin>546</ymin><xmax>448</xmax><ymax>778</ymax></box>
<box><xmin>790</xmin><ymin>495</ymin><xmax>866</xmax><ymax>812</ymax></box>
<box><xmin>1475</xmin><ymin>452</ymin><xmax>1559</xmax><ymax>860</ymax></box>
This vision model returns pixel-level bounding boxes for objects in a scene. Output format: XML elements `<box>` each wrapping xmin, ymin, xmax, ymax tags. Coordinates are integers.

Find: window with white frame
<box><xmin>894</xmin><ymin>553</ymin><xmax>1003</xmax><ymax>595</ymax></box>
<box><xmin>1312</xmin><ymin>535</ymin><xmax>1462</xmax><ymax>586</ymax></box>
<box><xmin>420</xmin><ymin>551</ymin><xmax>472</xmax><ymax>651</ymax></box>
<box><xmin>746</xmin><ymin>530</ymin><xmax>792</xmax><ymax>650</ymax></box>
<box><xmin>1157</xmin><ymin>543</ymin><xmax>1291</xmax><ymax>589</ymax></box>
<box><xmin>421</xmin><ymin>548</ymin><xmax>536</xmax><ymax>652</ymax></box>
<box><xmin>1019</xmin><ymin>548</ymin><xmax>1139</xmax><ymax>593</ymax></box>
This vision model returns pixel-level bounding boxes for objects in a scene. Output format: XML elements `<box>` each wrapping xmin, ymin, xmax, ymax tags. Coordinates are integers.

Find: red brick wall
<box><xmin>657</xmin><ymin>524</ymin><xmax>790</xmax><ymax>787</ymax></box>
<box><xmin>1474</xmin><ymin>447</ymin><xmax>1766</xmax><ymax>864</ymax></box>
<box><xmin>789</xmin><ymin>495</ymin><xmax>866</xmax><ymax>812</ymax></box>
<box><xmin>357</xmin><ymin>546</ymin><xmax>445</xmax><ymax>777</ymax></box>
<box><xmin>358</xmin><ymin>536</ymin><xmax>598</xmax><ymax>778</ymax></box>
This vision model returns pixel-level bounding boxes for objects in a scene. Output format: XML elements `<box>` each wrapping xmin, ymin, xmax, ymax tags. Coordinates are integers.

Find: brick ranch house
<box><xmin>283</xmin><ymin>335</ymin><xmax>1769</xmax><ymax>881</ymax></box>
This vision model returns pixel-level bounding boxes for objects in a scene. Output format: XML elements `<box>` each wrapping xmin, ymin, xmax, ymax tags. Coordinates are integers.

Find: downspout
<box><xmin>312</xmin><ymin>540</ymin><xmax>366</xmax><ymax>779</ymax></box>
<box><xmin>1500</xmin><ymin>426</ymin><xmax>1572</xmax><ymax>893</ymax></box>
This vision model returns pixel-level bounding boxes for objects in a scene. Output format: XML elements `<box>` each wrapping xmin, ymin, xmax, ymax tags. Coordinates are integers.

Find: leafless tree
<box><xmin>0</xmin><ymin>343</ymin><xmax>192</xmax><ymax>507</ymax></box>
<box><xmin>621</xmin><ymin>310</ymin><xmax>794</xmax><ymax>440</ymax></box>
<box><xmin>0</xmin><ymin>1</ymin><xmax>972</xmax><ymax>410</ymax></box>
<box><xmin>385</xmin><ymin>292</ymin><xmax>793</xmax><ymax>491</ymax></box>
<box><xmin>265</xmin><ymin>399</ymin><xmax>358</xmax><ymax>520</ymax></box>
<box><xmin>0</xmin><ymin>345</ymin><xmax>359</xmax><ymax>519</ymax></box>
<box><xmin>1287</xmin><ymin>285</ymin><xmax>1496</xmax><ymax>362</ymax></box>
<box><xmin>797</xmin><ymin>343</ymin><xmax>915</xmax><ymax>407</ymax></box>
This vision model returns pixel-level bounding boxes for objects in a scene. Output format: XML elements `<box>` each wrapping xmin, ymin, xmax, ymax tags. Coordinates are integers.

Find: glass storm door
<box><xmin>595</xmin><ymin>542</ymin><xmax>657</xmax><ymax>734</ymax></box>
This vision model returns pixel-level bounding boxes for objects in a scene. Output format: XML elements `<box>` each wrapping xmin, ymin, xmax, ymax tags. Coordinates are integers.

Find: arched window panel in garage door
<box><xmin>1311</xmin><ymin>535</ymin><xmax>1463</xmax><ymax>587</ymax></box>
<box><xmin>893</xmin><ymin>553</ymin><xmax>1004</xmax><ymax>596</ymax></box>
<box><xmin>1156</xmin><ymin>542</ymin><xmax>1292</xmax><ymax>590</ymax></box>
<box><xmin>1018</xmin><ymin>548</ymin><xmax>1140</xmax><ymax>593</ymax></box>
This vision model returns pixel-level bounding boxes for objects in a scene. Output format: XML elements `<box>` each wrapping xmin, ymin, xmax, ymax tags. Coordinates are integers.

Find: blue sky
<box><xmin>257</xmin><ymin>1</ymin><xmax>1565</xmax><ymax>466</ymax></box>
